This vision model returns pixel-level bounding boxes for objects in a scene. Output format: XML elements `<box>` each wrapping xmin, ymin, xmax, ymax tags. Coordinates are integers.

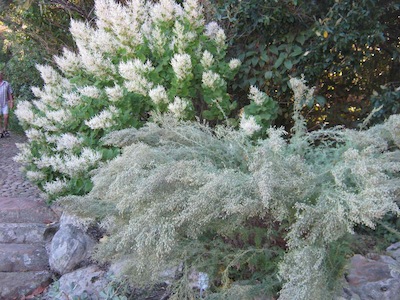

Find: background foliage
<box><xmin>2</xmin><ymin>0</ymin><xmax>399</xmax><ymax>130</ymax></box>
<box><xmin>213</xmin><ymin>0</ymin><xmax>400</xmax><ymax>128</ymax></box>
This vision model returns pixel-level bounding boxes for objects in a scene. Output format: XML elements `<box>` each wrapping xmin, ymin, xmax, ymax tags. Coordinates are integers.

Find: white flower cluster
<box><xmin>70</xmin><ymin>19</ymin><xmax>93</xmax><ymax>50</ymax></box>
<box><xmin>13</xmin><ymin>143</ymin><xmax>33</xmax><ymax>165</ymax></box>
<box><xmin>105</xmin><ymin>85</ymin><xmax>124</xmax><ymax>102</ymax></box>
<box><xmin>43</xmin><ymin>178</ymin><xmax>68</xmax><ymax>196</ymax></box>
<box><xmin>54</xmin><ymin>48</ymin><xmax>82</xmax><ymax>75</ymax></box>
<box><xmin>36</xmin><ymin>65</ymin><xmax>63</xmax><ymax>86</ymax></box>
<box><xmin>150</xmin><ymin>0</ymin><xmax>181</xmax><ymax>24</ymax></box>
<box><xmin>240</xmin><ymin>113</ymin><xmax>261</xmax><ymax>136</ymax></box>
<box><xmin>204</xmin><ymin>22</ymin><xmax>226</xmax><ymax>50</ymax></box>
<box><xmin>119</xmin><ymin>59</ymin><xmax>154</xmax><ymax>95</ymax></box>
<box><xmin>46</xmin><ymin>109</ymin><xmax>72</xmax><ymax>126</ymax></box>
<box><xmin>63</xmin><ymin>92</ymin><xmax>82</xmax><ymax>107</ymax></box>
<box><xmin>229</xmin><ymin>58</ymin><xmax>241</xmax><ymax>70</ymax></box>
<box><xmin>200</xmin><ymin>51</ymin><xmax>214</xmax><ymax>69</ymax></box>
<box><xmin>26</xmin><ymin>170</ymin><xmax>46</xmax><ymax>182</ymax></box>
<box><xmin>15</xmin><ymin>101</ymin><xmax>35</xmax><ymax>125</ymax></box>
<box><xmin>95</xmin><ymin>0</ymin><xmax>145</xmax><ymax>47</ymax></box>
<box><xmin>25</xmin><ymin>128</ymin><xmax>44</xmax><ymax>142</ymax></box>
<box><xmin>89</xmin><ymin>29</ymin><xmax>119</xmax><ymax>54</ymax></box>
<box><xmin>85</xmin><ymin>106</ymin><xmax>118</xmax><ymax>130</ymax></box>
<box><xmin>149</xmin><ymin>85</ymin><xmax>169</xmax><ymax>105</ymax></box>
<box><xmin>147</xmin><ymin>26</ymin><xmax>168</xmax><ymax>56</ymax></box>
<box><xmin>173</xmin><ymin>21</ymin><xmax>197</xmax><ymax>53</ymax></box>
<box><xmin>62</xmin><ymin>148</ymin><xmax>103</xmax><ymax>177</ymax></box>
<box><xmin>30</xmin><ymin>116</ymin><xmax>58</xmax><ymax>132</ymax></box>
<box><xmin>168</xmin><ymin>96</ymin><xmax>188</xmax><ymax>118</ymax></box>
<box><xmin>79</xmin><ymin>86</ymin><xmax>101</xmax><ymax>99</ymax></box>
<box><xmin>248</xmin><ymin>85</ymin><xmax>268</xmax><ymax>106</ymax></box>
<box><xmin>80</xmin><ymin>48</ymin><xmax>116</xmax><ymax>78</ymax></box>
<box><xmin>171</xmin><ymin>53</ymin><xmax>192</xmax><ymax>80</ymax></box>
<box><xmin>202</xmin><ymin>70</ymin><xmax>222</xmax><ymax>89</ymax></box>
<box><xmin>183</xmin><ymin>0</ymin><xmax>205</xmax><ymax>28</ymax></box>
<box><xmin>289</xmin><ymin>75</ymin><xmax>315</xmax><ymax>108</ymax></box>
<box><xmin>55</xmin><ymin>133</ymin><xmax>83</xmax><ymax>151</ymax></box>
<box><xmin>37</xmin><ymin>148</ymin><xmax>102</xmax><ymax>178</ymax></box>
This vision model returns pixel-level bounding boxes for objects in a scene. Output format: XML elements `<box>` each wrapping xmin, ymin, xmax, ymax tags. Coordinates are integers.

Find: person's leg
<box><xmin>0</xmin><ymin>106</ymin><xmax>4</xmax><ymax>135</ymax></box>
<box><xmin>0</xmin><ymin>105</ymin><xmax>8</xmax><ymax>136</ymax></box>
<box><xmin>3</xmin><ymin>113</ymin><xmax>8</xmax><ymax>131</ymax></box>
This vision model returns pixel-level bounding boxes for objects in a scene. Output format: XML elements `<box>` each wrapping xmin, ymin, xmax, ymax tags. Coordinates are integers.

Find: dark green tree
<box><xmin>213</xmin><ymin>0</ymin><xmax>400</xmax><ymax>128</ymax></box>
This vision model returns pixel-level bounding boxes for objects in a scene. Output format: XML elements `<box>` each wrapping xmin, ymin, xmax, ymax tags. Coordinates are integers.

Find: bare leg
<box><xmin>3</xmin><ymin>113</ymin><xmax>8</xmax><ymax>132</ymax></box>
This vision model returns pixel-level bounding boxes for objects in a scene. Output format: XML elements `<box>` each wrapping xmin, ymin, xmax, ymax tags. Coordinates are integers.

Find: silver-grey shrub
<box><xmin>63</xmin><ymin>113</ymin><xmax>400</xmax><ymax>299</ymax></box>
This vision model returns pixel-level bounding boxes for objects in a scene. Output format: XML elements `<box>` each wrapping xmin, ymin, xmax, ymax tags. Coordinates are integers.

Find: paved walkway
<box><xmin>0</xmin><ymin>133</ymin><xmax>43</xmax><ymax>200</ymax></box>
<box><xmin>0</xmin><ymin>132</ymin><xmax>59</xmax><ymax>299</ymax></box>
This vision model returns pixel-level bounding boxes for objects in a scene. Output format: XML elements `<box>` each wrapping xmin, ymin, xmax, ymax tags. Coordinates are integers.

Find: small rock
<box><xmin>57</xmin><ymin>265</ymin><xmax>109</xmax><ymax>300</ymax></box>
<box><xmin>344</xmin><ymin>254</ymin><xmax>400</xmax><ymax>300</ymax></box>
<box><xmin>387</xmin><ymin>241</ymin><xmax>400</xmax><ymax>262</ymax></box>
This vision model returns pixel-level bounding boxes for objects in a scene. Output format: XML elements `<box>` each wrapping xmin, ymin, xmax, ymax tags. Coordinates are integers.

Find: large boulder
<box><xmin>48</xmin><ymin>224</ymin><xmax>95</xmax><ymax>274</ymax></box>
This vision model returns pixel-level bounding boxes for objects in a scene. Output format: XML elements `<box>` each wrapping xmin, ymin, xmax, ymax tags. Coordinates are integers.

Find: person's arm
<box><xmin>7</xmin><ymin>88</ymin><xmax>13</xmax><ymax>110</ymax></box>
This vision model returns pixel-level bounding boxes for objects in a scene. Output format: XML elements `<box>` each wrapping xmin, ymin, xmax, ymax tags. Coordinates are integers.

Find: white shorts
<box><xmin>1</xmin><ymin>105</ymin><xmax>8</xmax><ymax>115</ymax></box>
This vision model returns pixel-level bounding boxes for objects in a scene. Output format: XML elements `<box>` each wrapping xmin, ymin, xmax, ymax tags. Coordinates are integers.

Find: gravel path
<box><xmin>0</xmin><ymin>132</ymin><xmax>43</xmax><ymax>200</ymax></box>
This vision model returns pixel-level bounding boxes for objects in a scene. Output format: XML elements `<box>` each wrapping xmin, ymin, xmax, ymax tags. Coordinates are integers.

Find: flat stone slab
<box><xmin>0</xmin><ymin>243</ymin><xmax>49</xmax><ymax>272</ymax></box>
<box><xmin>0</xmin><ymin>223</ymin><xmax>48</xmax><ymax>244</ymax></box>
<box><xmin>0</xmin><ymin>270</ymin><xmax>52</xmax><ymax>299</ymax></box>
<box><xmin>0</xmin><ymin>197</ymin><xmax>58</xmax><ymax>224</ymax></box>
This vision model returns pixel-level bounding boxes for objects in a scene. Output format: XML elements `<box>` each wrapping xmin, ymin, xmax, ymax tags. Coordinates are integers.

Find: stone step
<box><xmin>0</xmin><ymin>223</ymin><xmax>50</xmax><ymax>244</ymax></box>
<box><xmin>0</xmin><ymin>270</ymin><xmax>52</xmax><ymax>300</ymax></box>
<box><xmin>0</xmin><ymin>197</ymin><xmax>58</xmax><ymax>224</ymax></box>
<box><xmin>0</xmin><ymin>243</ymin><xmax>49</xmax><ymax>272</ymax></box>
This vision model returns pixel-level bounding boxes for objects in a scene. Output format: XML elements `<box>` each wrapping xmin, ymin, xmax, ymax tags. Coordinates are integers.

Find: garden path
<box><xmin>0</xmin><ymin>132</ymin><xmax>59</xmax><ymax>299</ymax></box>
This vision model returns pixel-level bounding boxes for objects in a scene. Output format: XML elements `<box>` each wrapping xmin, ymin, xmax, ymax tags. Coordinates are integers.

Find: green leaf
<box><xmin>316</xmin><ymin>96</ymin><xmax>327</xmax><ymax>106</ymax></box>
<box><xmin>274</xmin><ymin>54</ymin><xmax>285</xmax><ymax>69</ymax></box>
<box><xmin>296</xmin><ymin>34</ymin><xmax>306</xmax><ymax>45</ymax></box>
<box><xmin>261</xmin><ymin>52</ymin><xmax>269</xmax><ymax>62</ymax></box>
<box><xmin>269</xmin><ymin>45</ymin><xmax>279</xmax><ymax>55</ymax></box>
<box><xmin>290</xmin><ymin>46</ymin><xmax>303</xmax><ymax>57</ymax></box>
<box><xmin>284</xmin><ymin>60</ymin><xmax>293</xmax><ymax>70</ymax></box>
<box><xmin>264</xmin><ymin>71</ymin><xmax>273</xmax><ymax>80</ymax></box>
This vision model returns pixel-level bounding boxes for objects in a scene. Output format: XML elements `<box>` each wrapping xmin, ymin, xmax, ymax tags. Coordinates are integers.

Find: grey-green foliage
<box><xmin>62</xmin><ymin>112</ymin><xmax>400</xmax><ymax>299</ymax></box>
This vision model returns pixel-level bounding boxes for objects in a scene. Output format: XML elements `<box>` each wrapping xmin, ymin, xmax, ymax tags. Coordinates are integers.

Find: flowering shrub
<box><xmin>14</xmin><ymin>0</ymin><xmax>276</xmax><ymax>198</ymax></box>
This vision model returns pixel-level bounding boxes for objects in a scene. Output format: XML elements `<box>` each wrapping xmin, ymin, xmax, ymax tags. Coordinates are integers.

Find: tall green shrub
<box><xmin>14</xmin><ymin>0</ymin><xmax>276</xmax><ymax>199</ymax></box>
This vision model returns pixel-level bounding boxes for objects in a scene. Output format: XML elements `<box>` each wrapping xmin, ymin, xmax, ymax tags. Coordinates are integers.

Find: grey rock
<box><xmin>387</xmin><ymin>241</ymin><xmax>400</xmax><ymax>262</ymax></box>
<box><xmin>0</xmin><ymin>271</ymin><xmax>52</xmax><ymax>299</ymax></box>
<box><xmin>0</xmin><ymin>243</ymin><xmax>49</xmax><ymax>272</ymax></box>
<box><xmin>57</xmin><ymin>265</ymin><xmax>109</xmax><ymax>300</ymax></box>
<box><xmin>49</xmin><ymin>224</ymin><xmax>95</xmax><ymax>275</ymax></box>
<box><xmin>343</xmin><ymin>254</ymin><xmax>400</xmax><ymax>300</ymax></box>
<box><xmin>0</xmin><ymin>223</ymin><xmax>48</xmax><ymax>243</ymax></box>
